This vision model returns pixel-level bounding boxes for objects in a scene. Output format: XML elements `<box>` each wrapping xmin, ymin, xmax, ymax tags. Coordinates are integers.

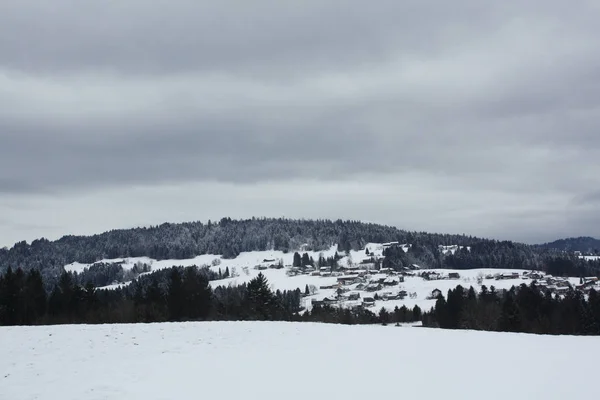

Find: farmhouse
<box><xmin>382</xmin><ymin>292</ymin><xmax>399</xmax><ymax>300</ymax></box>
<box><xmin>448</xmin><ymin>272</ymin><xmax>460</xmax><ymax>279</ymax></box>
<box><xmin>365</xmin><ymin>283</ymin><xmax>383</xmax><ymax>292</ymax></box>
<box><xmin>383</xmin><ymin>277</ymin><xmax>400</xmax><ymax>286</ymax></box>
<box><xmin>495</xmin><ymin>272</ymin><xmax>520</xmax><ymax>280</ymax></box>
<box><xmin>337</xmin><ymin>276</ymin><xmax>359</xmax><ymax>285</ymax></box>
<box><xmin>347</xmin><ymin>293</ymin><xmax>361</xmax><ymax>301</ymax></box>
<box><xmin>322</xmin><ymin>297</ymin><xmax>338</xmax><ymax>306</ymax></box>
<box><xmin>362</xmin><ymin>297</ymin><xmax>376</xmax><ymax>307</ymax></box>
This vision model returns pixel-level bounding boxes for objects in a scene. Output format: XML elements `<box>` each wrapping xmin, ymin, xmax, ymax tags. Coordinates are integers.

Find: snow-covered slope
<box><xmin>65</xmin><ymin>243</ymin><xmax>596</xmax><ymax>312</ymax></box>
<box><xmin>1</xmin><ymin>321</ymin><xmax>597</xmax><ymax>400</ymax></box>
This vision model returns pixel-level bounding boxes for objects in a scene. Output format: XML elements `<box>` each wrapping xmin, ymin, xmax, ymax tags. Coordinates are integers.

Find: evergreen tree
<box><xmin>293</xmin><ymin>252</ymin><xmax>302</xmax><ymax>268</ymax></box>
<box><xmin>378</xmin><ymin>307</ymin><xmax>390</xmax><ymax>325</ymax></box>
<box><xmin>167</xmin><ymin>268</ymin><xmax>184</xmax><ymax>321</ymax></box>
<box><xmin>246</xmin><ymin>273</ymin><xmax>278</xmax><ymax>320</ymax></box>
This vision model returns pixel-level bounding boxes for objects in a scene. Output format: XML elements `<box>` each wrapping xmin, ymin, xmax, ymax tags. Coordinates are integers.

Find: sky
<box><xmin>1</xmin><ymin>0</ymin><xmax>600</xmax><ymax>247</ymax></box>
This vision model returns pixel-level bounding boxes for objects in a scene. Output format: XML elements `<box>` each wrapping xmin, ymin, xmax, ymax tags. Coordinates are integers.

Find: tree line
<box><xmin>422</xmin><ymin>283</ymin><xmax>600</xmax><ymax>335</ymax></box>
<box><xmin>6</xmin><ymin>217</ymin><xmax>593</xmax><ymax>288</ymax></box>
<box><xmin>0</xmin><ymin>265</ymin><xmax>424</xmax><ymax>327</ymax></box>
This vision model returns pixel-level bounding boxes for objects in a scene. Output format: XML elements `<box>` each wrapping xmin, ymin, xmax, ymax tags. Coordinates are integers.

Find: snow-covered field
<box><xmin>63</xmin><ymin>242</ymin><xmax>595</xmax><ymax>313</ymax></box>
<box><xmin>1</xmin><ymin>321</ymin><xmax>598</xmax><ymax>400</ymax></box>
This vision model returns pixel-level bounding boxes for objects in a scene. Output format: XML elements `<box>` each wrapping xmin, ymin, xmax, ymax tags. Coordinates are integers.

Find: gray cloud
<box><xmin>1</xmin><ymin>0</ymin><xmax>600</xmax><ymax>243</ymax></box>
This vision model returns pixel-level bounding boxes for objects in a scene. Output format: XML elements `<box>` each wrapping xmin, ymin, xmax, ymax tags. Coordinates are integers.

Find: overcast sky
<box><xmin>1</xmin><ymin>0</ymin><xmax>599</xmax><ymax>247</ymax></box>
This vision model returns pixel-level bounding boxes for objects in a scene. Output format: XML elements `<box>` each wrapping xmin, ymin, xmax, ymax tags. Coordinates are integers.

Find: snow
<box><xmin>439</xmin><ymin>244</ymin><xmax>471</xmax><ymax>255</ymax></box>
<box><xmin>66</xmin><ymin>243</ymin><xmax>598</xmax><ymax>313</ymax></box>
<box><xmin>1</xmin><ymin>321</ymin><xmax>597</xmax><ymax>400</ymax></box>
<box><xmin>64</xmin><ymin>245</ymin><xmax>345</xmax><ymax>274</ymax></box>
<box><xmin>581</xmin><ymin>255</ymin><xmax>600</xmax><ymax>261</ymax></box>
<box><xmin>303</xmin><ymin>268</ymin><xmax>557</xmax><ymax>312</ymax></box>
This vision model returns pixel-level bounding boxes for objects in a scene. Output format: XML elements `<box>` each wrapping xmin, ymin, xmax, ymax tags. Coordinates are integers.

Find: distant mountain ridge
<box><xmin>537</xmin><ymin>237</ymin><xmax>600</xmax><ymax>254</ymax></box>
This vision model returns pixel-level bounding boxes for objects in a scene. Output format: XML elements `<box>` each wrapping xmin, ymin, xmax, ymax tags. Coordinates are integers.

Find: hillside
<box><xmin>64</xmin><ymin>242</ymin><xmax>591</xmax><ymax>315</ymax></box>
<box><xmin>0</xmin><ymin>217</ymin><xmax>572</xmax><ymax>286</ymax></box>
<box><xmin>538</xmin><ymin>236</ymin><xmax>600</xmax><ymax>254</ymax></box>
<box><xmin>1</xmin><ymin>321</ymin><xmax>598</xmax><ymax>400</ymax></box>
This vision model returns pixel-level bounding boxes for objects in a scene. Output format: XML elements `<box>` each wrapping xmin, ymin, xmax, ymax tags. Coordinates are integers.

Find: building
<box><xmin>362</xmin><ymin>297</ymin><xmax>376</xmax><ymax>307</ymax></box>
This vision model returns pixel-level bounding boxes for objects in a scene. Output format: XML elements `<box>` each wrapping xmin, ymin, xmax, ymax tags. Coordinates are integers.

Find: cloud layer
<box><xmin>1</xmin><ymin>0</ymin><xmax>599</xmax><ymax>245</ymax></box>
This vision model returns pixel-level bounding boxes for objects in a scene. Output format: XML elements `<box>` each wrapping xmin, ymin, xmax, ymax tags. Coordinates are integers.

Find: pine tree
<box><xmin>24</xmin><ymin>269</ymin><xmax>46</xmax><ymax>324</ymax></box>
<box><xmin>167</xmin><ymin>268</ymin><xmax>184</xmax><ymax>321</ymax></box>
<box><xmin>301</xmin><ymin>253</ymin><xmax>311</xmax><ymax>268</ymax></box>
<box><xmin>182</xmin><ymin>267</ymin><xmax>212</xmax><ymax>320</ymax></box>
<box><xmin>412</xmin><ymin>305</ymin><xmax>422</xmax><ymax>322</ymax></box>
<box><xmin>379</xmin><ymin>307</ymin><xmax>390</xmax><ymax>325</ymax></box>
<box><xmin>293</xmin><ymin>252</ymin><xmax>302</xmax><ymax>268</ymax></box>
<box><xmin>0</xmin><ymin>267</ymin><xmax>19</xmax><ymax>325</ymax></box>
<box><xmin>246</xmin><ymin>273</ymin><xmax>278</xmax><ymax>320</ymax></box>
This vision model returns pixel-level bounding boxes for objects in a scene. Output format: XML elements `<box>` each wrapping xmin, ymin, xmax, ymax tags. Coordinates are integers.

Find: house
<box><xmin>577</xmin><ymin>280</ymin><xmax>598</xmax><ymax>290</ymax></box>
<box><xmin>496</xmin><ymin>272</ymin><xmax>520</xmax><ymax>280</ymax></box>
<box><xmin>337</xmin><ymin>276</ymin><xmax>358</xmax><ymax>285</ymax></box>
<box><xmin>448</xmin><ymin>272</ymin><xmax>460</xmax><ymax>280</ymax></box>
<box><xmin>555</xmin><ymin>280</ymin><xmax>571</xmax><ymax>288</ymax></box>
<box><xmin>398</xmin><ymin>290</ymin><xmax>408</xmax><ymax>298</ymax></box>
<box><xmin>431</xmin><ymin>289</ymin><xmax>442</xmax><ymax>299</ymax></box>
<box><xmin>383</xmin><ymin>277</ymin><xmax>399</xmax><ymax>286</ymax></box>
<box><xmin>362</xmin><ymin>297</ymin><xmax>376</xmax><ymax>307</ymax></box>
<box><xmin>347</xmin><ymin>293</ymin><xmax>361</xmax><ymax>301</ymax></box>
<box><xmin>554</xmin><ymin>286</ymin><xmax>570</xmax><ymax>294</ymax></box>
<box><xmin>322</xmin><ymin>297</ymin><xmax>338</xmax><ymax>306</ymax></box>
<box><xmin>382</xmin><ymin>292</ymin><xmax>399</xmax><ymax>300</ymax></box>
<box><xmin>365</xmin><ymin>283</ymin><xmax>383</xmax><ymax>292</ymax></box>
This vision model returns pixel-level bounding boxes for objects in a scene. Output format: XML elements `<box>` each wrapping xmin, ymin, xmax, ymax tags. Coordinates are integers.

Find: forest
<box><xmin>2</xmin><ymin>218</ymin><xmax>599</xmax><ymax>287</ymax></box>
<box><xmin>0</xmin><ymin>265</ymin><xmax>421</xmax><ymax>327</ymax></box>
<box><xmin>422</xmin><ymin>283</ymin><xmax>600</xmax><ymax>335</ymax></box>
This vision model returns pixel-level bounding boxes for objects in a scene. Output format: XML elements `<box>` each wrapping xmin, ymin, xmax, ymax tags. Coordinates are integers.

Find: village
<box><xmin>243</xmin><ymin>241</ymin><xmax>600</xmax><ymax>312</ymax></box>
<box><xmin>259</xmin><ymin>256</ymin><xmax>600</xmax><ymax>311</ymax></box>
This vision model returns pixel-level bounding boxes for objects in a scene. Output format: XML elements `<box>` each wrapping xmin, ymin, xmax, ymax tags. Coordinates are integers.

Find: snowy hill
<box><xmin>65</xmin><ymin>243</ymin><xmax>595</xmax><ymax>313</ymax></box>
<box><xmin>1</xmin><ymin>321</ymin><xmax>598</xmax><ymax>400</ymax></box>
